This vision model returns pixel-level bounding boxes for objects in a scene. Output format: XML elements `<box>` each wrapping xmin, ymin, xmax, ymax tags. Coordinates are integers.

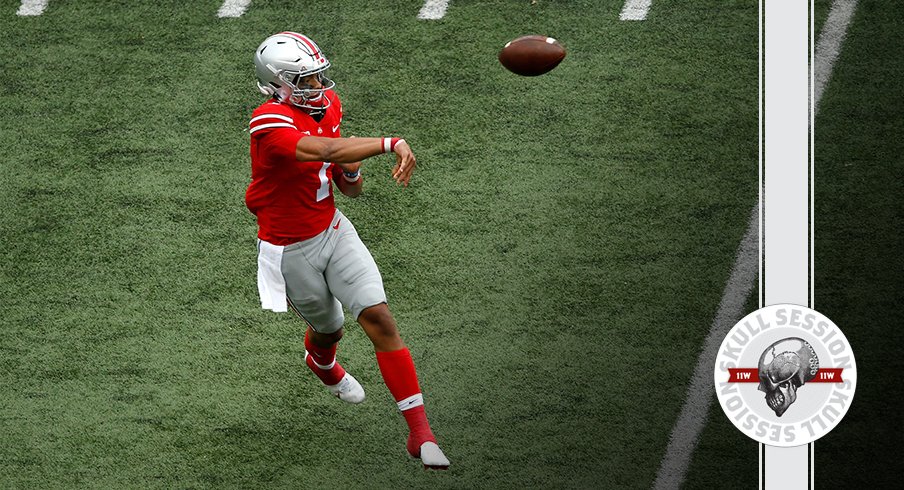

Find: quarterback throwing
<box><xmin>245</xmin><ymin>31</ymin><xmax>449</xmax><ymax>469</ymax></box>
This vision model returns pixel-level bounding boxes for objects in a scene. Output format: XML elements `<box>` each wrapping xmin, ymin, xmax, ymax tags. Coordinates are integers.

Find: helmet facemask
<box><xmin>282</xmin><ymin>70</ymin><xmax>335</xmax><ymax>112</ymax></box>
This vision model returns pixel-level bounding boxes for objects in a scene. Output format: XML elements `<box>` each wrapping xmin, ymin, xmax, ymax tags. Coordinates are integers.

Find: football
<box><xmin>498</xmin><ymin>35</ymin><xmax>566</xmax><ymax>76</ymax></box>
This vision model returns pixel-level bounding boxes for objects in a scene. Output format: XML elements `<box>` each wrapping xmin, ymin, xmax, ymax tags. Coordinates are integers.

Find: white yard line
<box><xmin>217</xmin><ymin>0</ymin><xmax>251</xmax><ymax>18</ymax></box>
<box><xmin>651</xmin><ymin>1</ymin><xmax>859</xmax><ymax>488</ymax></box>
<box><xmin>620</xmin><ymin>0</ymin><xmax>652</xmax><ymax>21</ymax></box>
<box><xmin>417</xmin><ymin>0</ymin><xmax>450</xmax><ymax>20</ymax></box>
<box><xmin>16</xmin><ymin>0</ymin><xmax>48</xmax><ymax>16</ymax></box>
<box><xmin>651</xmin><ymin>206</ymin><xmax>759</xmax><ymax>490</ymax></box>
<box><xmin>813</xmin><ymin>0</ymin><xmax>859</xmax><ymax>115</ymax></box>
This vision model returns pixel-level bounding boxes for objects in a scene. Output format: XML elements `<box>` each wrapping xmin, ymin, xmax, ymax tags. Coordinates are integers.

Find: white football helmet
<box><xmin>254</xmin><ymin>32</ymin><xmax>336</xmax><ymax>111</ymax></box>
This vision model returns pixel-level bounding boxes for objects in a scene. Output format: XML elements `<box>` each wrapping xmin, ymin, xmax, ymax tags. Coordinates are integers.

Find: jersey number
<box><xmin>316</xmin><ymin>162</ymin><xmax>331</xmax><ymax>202</ymax></box>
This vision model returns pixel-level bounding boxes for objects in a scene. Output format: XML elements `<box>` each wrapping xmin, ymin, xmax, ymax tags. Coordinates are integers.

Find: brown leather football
<box><xmin>498</xmin><ymin>35</ymin><xmax>566</xmax><ymax>76</ymax></box>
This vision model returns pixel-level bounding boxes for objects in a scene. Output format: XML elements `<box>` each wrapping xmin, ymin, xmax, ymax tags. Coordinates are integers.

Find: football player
<box><xmin>246</xmin><ymin>32</ymin><xmax>449</xmax><ymax>469</ymax></box>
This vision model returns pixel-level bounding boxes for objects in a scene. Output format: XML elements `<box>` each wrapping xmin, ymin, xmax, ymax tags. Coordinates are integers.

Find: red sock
<box><xmin>376</xmin><ymin>347</ymin><xmax>436</xmax><ymax>456</ymax></box>
<box><xmin>304</xmin><ymin>330</ymin><xmax>346</xmax><ymax>386</ymax></box>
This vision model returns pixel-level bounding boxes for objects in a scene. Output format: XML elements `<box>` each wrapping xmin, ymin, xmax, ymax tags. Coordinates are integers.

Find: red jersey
<box><xmin>245</xmin><ymin>92</ymin><xmax>344</xmax><ymax>245</ymax></box>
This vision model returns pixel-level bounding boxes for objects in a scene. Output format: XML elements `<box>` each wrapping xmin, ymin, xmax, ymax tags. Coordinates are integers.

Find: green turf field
<box><xmin>812</xmin><ymin>0</ymin><xmax>904</xmax><ymax>487</ymax></box>
<box><xmin>1</xmin><ymin>1</ymin><xmax>900</xmax><ymax>488</ymax></box>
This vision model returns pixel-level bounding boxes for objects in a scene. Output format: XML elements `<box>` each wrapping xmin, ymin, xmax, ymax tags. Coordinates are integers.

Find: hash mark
<box><xmin>17</xmin><ymin>0</ymin><xmax>48</xmax><ymax>16</ymax></box>
<box><xmin>620</xmin><ymin>0</ymin><xmax>652</xmax><ymax>21</ymax></box>
<box><xmin>418</xmin><ymin>0</ymin><xmax>450</xmax><ymax>20</ymax></box>
<box><xmin>217</xmin><ymin>0</ymin><xmax>251</xmax><ymax>18</ymax></box>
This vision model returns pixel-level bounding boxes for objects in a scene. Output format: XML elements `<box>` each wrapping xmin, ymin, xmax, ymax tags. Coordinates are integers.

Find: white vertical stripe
<box><xmin>619</xmin><ymin>0</ymin><xmax>652</xmax><ymax>21</ymax></box>
<box><xmin>763</xmin><ymin>0</ymin><xmax>809</xmax><ymax>305</ymax></box>
<box><xmin>654</xmin><ymin>1</ymin><xmax>859</xmax><ymax>487</ymax></box>
<box><xmin>763</xmin><ymin>0</ymin><xmax>810</xmax><ymax>485</ymax></box>
<box><xmin>759</xmin><ymin>443</ymin><xmax>764</xmax><ymax>489</ymax></box>
<box><xmin>759</xmin><ymin>0</ymin><xmax>764</xmax><ymax>307</ymax></box>
<box><xmin>217</xmin><ymin>0</ymin><xmax>252</xmax><ymax>18</ymax></box>
<box><xmin>417</xmin><ymin>0</ymin><xmax>450</xmax><ymax>20</ymax></box>
<box><xmin>764</xmin><ymin>0</ymin><xmax>858</xmax><ymax>487</ymax></box>
<box><xmin>16</xmin><ymin>0</ymin><xmax>48</xmax><ymax>16</ymax></box>
<box><xmin>764</xmin><ymin>445</ymin><xmax>809</xmax><ymax>489</ymax></box>
<box><xmin>810</xmin><ymin>0</ymin><xmax>816</xmax><ymax>313</ymax></box>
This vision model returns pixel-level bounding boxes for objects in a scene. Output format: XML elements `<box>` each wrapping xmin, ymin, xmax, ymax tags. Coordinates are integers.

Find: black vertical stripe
<box><xmin>808</xmin><ymin>443</ymin><xmax>813</xmax><ymax>489</ymax></box>
<box><xmin>761</xmin><ymin>443</ymin><xmax>766</xmax><ymax>489</ymax></box>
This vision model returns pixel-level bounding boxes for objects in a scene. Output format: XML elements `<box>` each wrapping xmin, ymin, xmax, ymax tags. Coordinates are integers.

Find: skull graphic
<box><xmin>757</xmin><ymin>338</ymin><xmax>819</xmax><ymax>417</ymax></box>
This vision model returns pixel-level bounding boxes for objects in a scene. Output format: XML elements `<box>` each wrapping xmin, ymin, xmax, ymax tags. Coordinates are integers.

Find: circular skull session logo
<box><xmin>714</xmin><ymin>304</ymin><xmax>857</xmax><ymax>447</ymax></box>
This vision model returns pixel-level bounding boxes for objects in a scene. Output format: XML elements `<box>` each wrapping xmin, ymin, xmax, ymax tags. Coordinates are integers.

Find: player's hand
<box><xmin>391</xmin><ymin>140</ymin><xmax>416</xmax><ymax>187</ymax></box>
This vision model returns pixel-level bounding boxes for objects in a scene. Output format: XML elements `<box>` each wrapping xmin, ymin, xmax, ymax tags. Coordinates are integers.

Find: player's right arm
<box><xmin>250</xmin><ymin>104</ymin><xmax>416</xmax><ymax>186</ymax></box>
<box><xmin>297</xmin><ymin>137</ymin><xmax>417</xmax><ymax>187</ymax></box>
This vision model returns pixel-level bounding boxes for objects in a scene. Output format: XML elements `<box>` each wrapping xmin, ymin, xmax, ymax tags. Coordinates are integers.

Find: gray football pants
<box><xmin>273</xmin><ymin>209</ymin><xmax>386</xmax><ymax>333</ymax></box>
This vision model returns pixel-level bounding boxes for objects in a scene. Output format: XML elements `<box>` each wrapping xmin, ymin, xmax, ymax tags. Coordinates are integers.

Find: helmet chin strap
<box><xmin>289</xmin><ymin>76</ymin><xmax>335</xmax><ymax>112</ymax></box>
<box><xmin>291</xmin><ymin>92</ymin><xmax>331</xmax><ymax>113</ymax></box>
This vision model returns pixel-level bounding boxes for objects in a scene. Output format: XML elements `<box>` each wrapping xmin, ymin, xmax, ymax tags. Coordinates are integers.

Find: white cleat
<box><xmin>326</xmin><ymin>372</ymin><xmax>365</xmax><ymax>404</ymax></box>
<box><xmin>417</xmin><ymin>442</ymin><xmax>450</xmax><ymax>470</ymax></box>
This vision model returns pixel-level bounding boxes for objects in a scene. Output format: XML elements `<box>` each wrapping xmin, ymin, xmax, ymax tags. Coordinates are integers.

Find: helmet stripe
<box><xmin>278</xmin><ymin>31</ymin><xmax>325</xmax><ymax>63</ymax></box>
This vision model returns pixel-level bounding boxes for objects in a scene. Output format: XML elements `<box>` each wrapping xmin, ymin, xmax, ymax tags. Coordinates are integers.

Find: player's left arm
<box><xmin>332</xmin><ymin>121</ymin><xmax>361</xmax><ymax>197</ymax></box>
<box><xmin>333</xmin><ymin>161</ymin><xmax>362</xmax><ymax>198</ymax></box>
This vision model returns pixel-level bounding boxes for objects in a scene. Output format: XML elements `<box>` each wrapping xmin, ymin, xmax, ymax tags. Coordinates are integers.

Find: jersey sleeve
<box><xmin>258</xmin><ymin>127</ymin><xmax>304</xmax><ymax>162</ymax></box>
<box><xmin>249</xmin><ymin>103</ymin><xmax>305</xmax><ymax>162</ymax></box>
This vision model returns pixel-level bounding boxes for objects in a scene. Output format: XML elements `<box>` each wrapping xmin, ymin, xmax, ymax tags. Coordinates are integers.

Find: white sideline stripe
<box><xmin>217</xmin><ymin>0</ymin><xmax>251</xmax><ymax>18</ymax></box>
<box><xmin>16</xmin><ymin>0</ymin><xmax>48</xmax><ymax>16</ymax></box>
<box><xmin>619</xmin><ymin>0</ymin><xmax>652</xmax><ymax>21</ymax></box>
<box><xmin>417</xmin><ymin>0</ymin><xmax>450</xmax><ymax>20</ymax></box>
<box><xmin>652</xmin><ymin>1</ymin><xmax>859</xmax><ymax>488</ymax></box>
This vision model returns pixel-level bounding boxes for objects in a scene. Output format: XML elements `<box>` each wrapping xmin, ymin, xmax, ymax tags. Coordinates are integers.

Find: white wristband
<box><xmin>382</xmin><ymin>137</ymin><xmax>405</xmax><ymax>153</ymax></box>
<box><xmin>343</xmin><ymin>171</ymin><xmax>360</xmax><ymax>183</ymax></box>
